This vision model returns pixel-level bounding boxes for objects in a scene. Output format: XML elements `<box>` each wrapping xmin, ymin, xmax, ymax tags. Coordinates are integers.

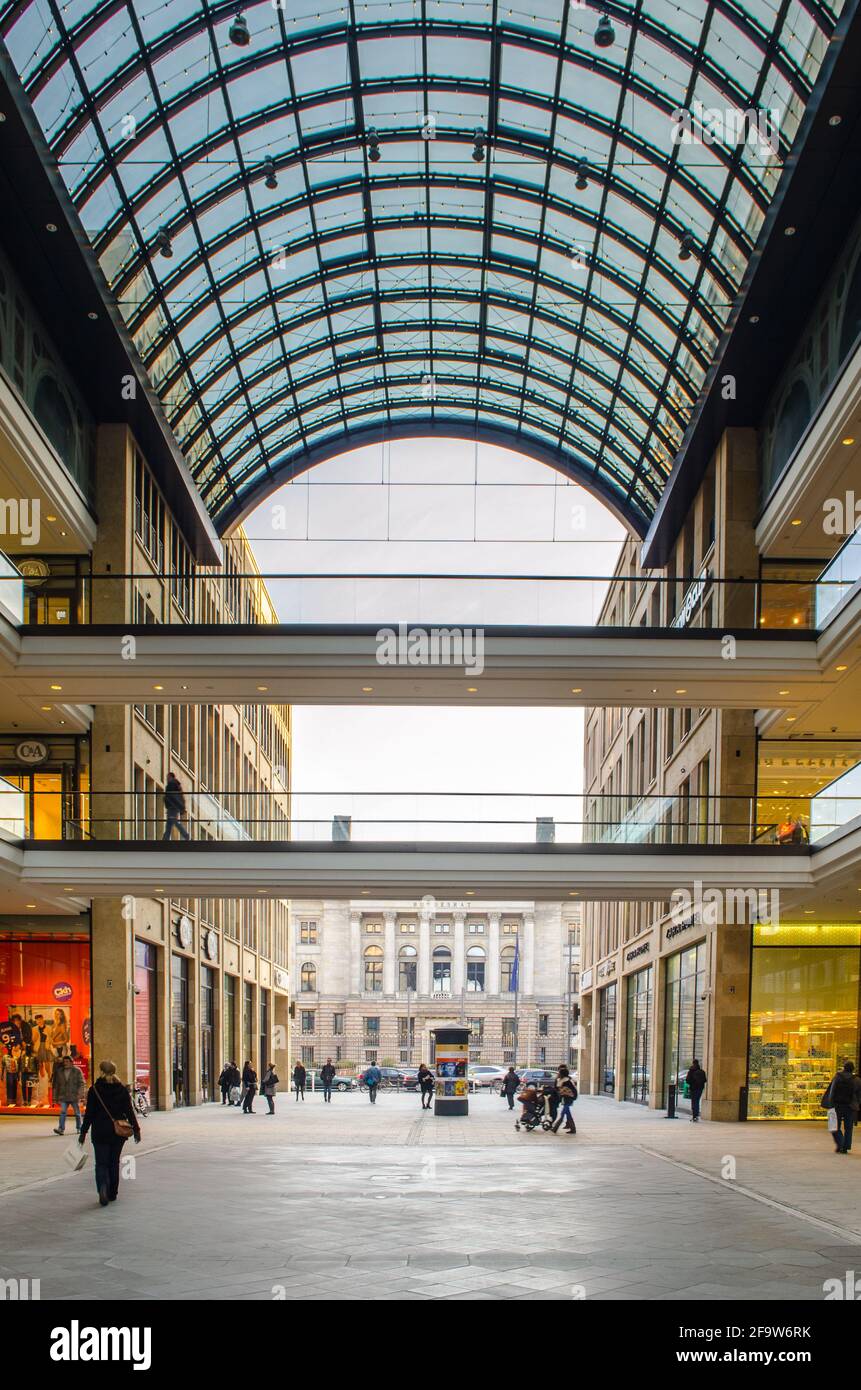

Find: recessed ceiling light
<box><xmin>790</xmin><ymin>518</ymin><xmax>802</xmax><ymax>526</ymax></box>
<box><xmin>362</xmin><ymin>686</ymin><xmax>373</xmax><ymax>693</ymax></box>
<box><xmin>842</xmin><ymin>437</ymin><xmax>855</xmax><ymax>446</ymax></box>
<box><xmin>257</xmin><ymin>685</ymin><xmax>268</xmax><ymax>692</ymax></box>
<box><xmin>675</xmin><ymin>688</ymin><xmax>687</xmax><ymax>694</ymax></box>
<box><xmin>571</xmin><ymin>687</ymin><xmax>582</xmax><ymax>694</ymax></box>
<box><xmin>779</xmin><ymin>689</ymin><xmax>790</xmax><ymax>695</ymax></box>
<box><xmin>46</xmin><ymin>514</ymin><xmax>57</xmax><ymax>522</ymax></box>
<box><xmin>87</xmin><ymin>311</ymin><xmax>98</xmax><ymax>320</ymax></box>
<box><xmin>784</xmin><ymin>226</ymin><xmax>796</xmax><ymax>236</ymax></box>
<box><xmin>50</xmin><ymin>684</ymin><xmax>62</xmax><ymax>691</ymax></box>
<box><xmin>46</xmin><ymin>222</ymin><xmax>58</xmax><ymax>233</ymax></box>
<box><xmin>467</xmin><ymin>686</ymin><xmax>478</xmax><ymax>693</ymax></box>
<box><xmin>787</xmin><ymin>716</ymin><xmax>797</xmax><ymax>722</ymax></box>
<box><xmin>153</xmin><ymin>684</ymin><xmax>163</xmax><ymax>691</ymax></box>
<box><xmin>466</xmin><ymin>890</ymin><xmax>475</xmax><ymax>896</ymax></box>
<box><xmin>836</xmin><ymin>664</ymin><xmax>848</xmax><ymax>671</ymax></box>
<box><xmin>26</xmin><ymin>903</ymin><xmax>36</xmax><ymax>909</ymax></box>
<box><xmin>41</xmin><ymin>705</ymin><xmax>52</xmax><ymax>711</ymax></box>
<box><xmin>829</xmin><ymin>114</ymin><xmax>842</xmax><ymax>126</ymax></box>
<box><xmin>749</xmin><ymin>314</ymin><xmax>760</xmax><ymax>324</ymax></box>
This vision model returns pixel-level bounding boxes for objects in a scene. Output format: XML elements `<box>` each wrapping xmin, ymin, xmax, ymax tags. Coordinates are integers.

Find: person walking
<box><xmin>292</xmin><ymin>1061</ymin><xmax>307</xmax><ymax>1102</ymax></box>
<box><xmin>162</xmin><ymin>770</ymin><xmax>190</xmax><ymax>841</ymax></box>
<box><xmin>501</xmin><ymin>1066</ymin><xmax>521</xmax><ymax>1111</ymax></box>
<box><xmin>78</xmin><ymin>1060</ymin><xmax>140</xmax><ymax>1206</ymax></box>
<box><xmin>364</xmin><ymin>1061</ymin><xmax>381</xmax><ymax>1103</ymax></box>
<box><xmin>261</xmin><ymin>1062</ymin><xmax>279</xmax><ymax>1115</ymax></box>
<box><xmin>824</xmin><ymin>1060</ymin><xmax>861</xmax><ymax>1153</ymax></box>
<box><xmin>52</xmin><ymin>1054</ymin><xmax>87</xmax><ymax>1134</ymax></box>
<box><xmin>241</xmin><ymin>1060</ymin><xmax>257</xmax><ymax>1113</ymax></box>
<box><xmin>320</xmin><ymin>1058</ymin><xmax>336</xmax><ymax>1103</ymax></box>
<box><xmin>686</xmin><ymin>1059</ymin><xmax>707</xmax><ymax>1122</ymax></box>
<box><xmin>218</xmin><ymin>1063</ymin><xmax>233</xmax><ymax>1105</ymax></box>
<box><xmin>552</xmin><ymin>1065</ymin><xmax>577</xmax><ymax>1134</ymax></box>
<box><xmin>417</xmin><ymin>1062</ymin><xmax>434</xmax><ymax>1110</ymax></box>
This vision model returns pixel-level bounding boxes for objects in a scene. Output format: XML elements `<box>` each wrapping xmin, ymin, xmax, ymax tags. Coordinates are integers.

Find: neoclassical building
<box><xmin>288</xmin><ymin>899</ymin><xmax>581</xmax><ymax>1071</ymax></box>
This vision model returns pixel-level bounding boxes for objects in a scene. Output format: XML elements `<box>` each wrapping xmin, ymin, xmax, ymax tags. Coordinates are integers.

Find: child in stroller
<box><xmin>515</xmin><ymin>1082</ymin><xmax>555</xmax><ymax>1132</ymax></box>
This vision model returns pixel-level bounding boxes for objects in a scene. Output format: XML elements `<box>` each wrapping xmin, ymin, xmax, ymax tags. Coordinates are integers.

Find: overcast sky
<box><xmin>244</xmin><ymin>438</ymin><xmax>625</xmax><ymax>842</ymax></box>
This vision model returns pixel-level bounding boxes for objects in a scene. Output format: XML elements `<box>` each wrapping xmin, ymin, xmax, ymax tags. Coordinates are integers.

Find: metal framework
<box><xmin>0</xmin><ymin>0</ymin><xmax>843</xmax><ymax>534</ymax></box>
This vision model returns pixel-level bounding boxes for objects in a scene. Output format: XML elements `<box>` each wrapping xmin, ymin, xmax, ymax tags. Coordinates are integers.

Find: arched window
<box><xmin>300</xmin><ymin>962</ymin><xmax>317</xmax><ymax>993</ymax></box>
<box><xmin>364</xmin><ymin>943</ymin><xmax>383</xmax><ymax>992</ymax></box>
<box><xmin>466</xmin><ymin>945</ymin><xmax>485</xmax><ymax>993</ymax></box>
<box><xmin>432</xmin><ymin>945</ymin><xmax>451</xmax><ymax>994</ymax></box>
<box><xmin>398</xmin><ymin>944</ymin><xmax>417</xmax><ymax>992</ymax></box>
<box><xmin>500</xmin><ymin>945</ymin><xmax>516</xmax><ymax>992</ymax></box>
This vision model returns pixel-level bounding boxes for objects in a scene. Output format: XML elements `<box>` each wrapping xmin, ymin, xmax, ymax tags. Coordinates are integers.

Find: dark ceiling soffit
<box><xmin>0</xmin><ymin>48</ymin><xmax>222</xmax><ymax>566</ymax></box>
<box><xmin>641</xmin><ymin>0</ymin><xmax>861</xmax><ymax>571</ymax></box>
<box><xmin>214</xmin><ymin>418</ymin><xmax>651</xmax><ymax>540</ymax></box>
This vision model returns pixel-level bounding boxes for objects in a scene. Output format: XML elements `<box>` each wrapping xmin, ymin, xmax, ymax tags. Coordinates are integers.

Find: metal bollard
<box><xmin>665</xmin><ymin>1081</ymin><xmax>677</xmax><ymax>1118</ymax></box>
<box><xmin>738</xmin><ymin>1084</ymin><xmax>748</xmax><ymax>1121</ymax></box>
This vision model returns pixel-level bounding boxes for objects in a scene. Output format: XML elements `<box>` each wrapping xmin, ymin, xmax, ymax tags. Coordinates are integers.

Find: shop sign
<box><xmin>274</xmin><ymin>967</ymin><xmax>289</xmax><ymax>991</ymax></box>
<box><xmin>580</xmin><ymin>968</ymin><xmax>592</xmax><ymax>990</ymax></box>
<box><xmin>670</xmin><ymin>567</ymin><xmax>710</xmax><ymax>630</ymax></box>
<box><xmin>625</xmin><ymin>941</ymin><xmax>650</xmax><ymax>964</ymax></box>
<box><xmin>176</xmin><ymin>915</ymin><xmax>193</xmax><ymax>949</ymax></box>
<box><xmin>597</xmin><ymin>958</ymin><xmax>617</xmax><ymax>979</ymax></box>
<box><xmin>204</xmin><ymin>929</ymin><xmax>218</xmax><ymax>962</ymax></box>
<box><xmin>15</xmin><ymin>739</ymin><xmax>48</xmax><ymax>766</ymax></box>
<box><xmin>52</xmin><ymin>980</ymin><xmax>73</xmax><ymax>1002</ymax></box>
<box><xmin>665</xmin><ymin>915</ymin><xmax>702</xmax><ymax>943</ymax></box>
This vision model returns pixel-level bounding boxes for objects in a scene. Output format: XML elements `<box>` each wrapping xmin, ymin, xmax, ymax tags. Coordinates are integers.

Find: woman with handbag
<box><xmin>79</xmin><ymin>1060</ymin><xmax>141</xmax><ymax>1206</ymax></box>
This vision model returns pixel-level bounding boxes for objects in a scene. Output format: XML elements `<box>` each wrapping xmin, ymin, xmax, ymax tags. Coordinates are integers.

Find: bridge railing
<box><xmin>2</xmin><ymin>787</ymin><xmax>850</xmax><ymax>846</ymax></box>
<box><xmin>2</xmin><ymin>569</ymin><xmax>850</xmax><ymax>630</ymax></box>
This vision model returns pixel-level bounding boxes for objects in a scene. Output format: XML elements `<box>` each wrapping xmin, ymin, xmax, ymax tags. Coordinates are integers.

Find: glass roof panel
<box><xmin>0</xmin><ymin>0</ymin><xmax>842</xmax><ymax>533</ymax></box>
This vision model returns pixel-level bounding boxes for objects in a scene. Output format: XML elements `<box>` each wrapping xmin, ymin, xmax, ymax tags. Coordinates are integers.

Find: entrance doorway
<box><xmin>200</xmin><ymin>965</ymin><xmax>214</xmax><ymax>1103</ymax></box>
<box><xmin>625</xmin><ymin>966</ymin><xmax>652</xmax><ymax>1104</ymax></box>
<box><xmin>134</xmin><ymin>940</ymin><xmax>158</xmax><ymax>1108</ymax></box>
<box><xmin>171</xmin><ymin>954</ymin><xmax>189</xmax><ymax>1106</ymax></box>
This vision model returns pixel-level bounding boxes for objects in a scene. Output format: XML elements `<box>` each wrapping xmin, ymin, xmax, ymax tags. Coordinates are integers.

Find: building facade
<box><xmin>0</xmin><ymin>238</ymin><xmax>292</xmax><ymax>1114</ymax></box>
<box><xmin>288</xmin><ymin>898</ymin><xmax>580</xmax><ymax>1071</ymax></box>
<box><xmin>578</xmin><ymin>212</ymin><xmax>861</xmax><ymax>1123</ymax></box>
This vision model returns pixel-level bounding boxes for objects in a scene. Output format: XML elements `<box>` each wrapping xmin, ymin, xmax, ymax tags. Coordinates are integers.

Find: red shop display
<box><xmin>0</xmin><ymin>936</ymin><xmax>92</xmax><ymax>1115</ymax></box>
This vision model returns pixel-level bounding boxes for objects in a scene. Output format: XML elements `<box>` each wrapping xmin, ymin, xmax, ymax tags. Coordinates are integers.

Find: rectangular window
<box><xmin>333</xmin><ymin>1013</ymin><xmax>344</xmax><ymax>1036</ymax></box>
<box><xmin>299</xmin><ymin>920</ymin><xmax>317</xmax><ymax>944</ymax></box>
<box><xmin>363</xmin><ymin>1016</ymin><xmax>380</xmax><ymax>1045</ymax></box>
<box><xmin>399</xmin><ymin>921</ymin><xmax>416</xmax><ymax>934</ymax></box>
<box><xmin>301</xmin><ymin>1011</ymin><xmax>315</xmax><ymax>1034</ymax></box>
<box><xmin>539</xmin><ymin>1013</ymin><xmax>549</xmax><ymax>1036</ymax></box>
<box><xmin>301</xmin><ymin>1045</ymin><xmax>314</xmax><ymax>1066</ymax></box>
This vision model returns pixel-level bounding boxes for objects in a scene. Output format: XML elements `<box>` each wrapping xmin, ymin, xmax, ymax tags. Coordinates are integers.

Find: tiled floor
<box><xmin>1</xmin><ymin>1092</ymin><xmax>859</xmax><ymax>1300</ymax></box>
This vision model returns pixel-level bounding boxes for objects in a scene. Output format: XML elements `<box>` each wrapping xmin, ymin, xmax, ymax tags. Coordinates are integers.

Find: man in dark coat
<box><xmin>826</xmin><ymin>1060</ymin><xmax>861</xmax><ymax>1153</ymax></box>
<box><xmin>686</xmin><ymin>1059</ymin><xmax>707</xmax><ymax>1122</ymax></box>
<box><xmin>320</xmin><ymin>1058</ymin><xmax>336</xmax><ymax>1103</ymax></box>
<box><xmin>501</xmin><ymin>1066</ymin><xmax>521</xmax><ymax>1110</ymax></box>
<box><xmin>292</xmin><ymin>1061</ymin><xmax>307</xmax><ymax>1102</ymax></box>
<box><xmin>162</xmin><ymin>771</ymin><xmax>190</xmax><ymax>840</ymax></box>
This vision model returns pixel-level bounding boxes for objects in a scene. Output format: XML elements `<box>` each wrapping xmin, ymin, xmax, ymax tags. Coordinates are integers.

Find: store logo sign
<box><xmin>52</xmin><ymin>981</ymin><xmax>73</xmax><ymax>1002</ymax></box>
<box><xmin>670</xmin><ymin>568</ymin><xmax>710</xmax><ymax>629</ymax></box>
<box><xmin>15</xmin><ymin>740</ymin><xmax>48</xmax><ymax>766</ymax></box>
<box><xmin>49</xmin><ymin>1322</ymin><xmax>151</xmax><ymax>1370</ymax></box>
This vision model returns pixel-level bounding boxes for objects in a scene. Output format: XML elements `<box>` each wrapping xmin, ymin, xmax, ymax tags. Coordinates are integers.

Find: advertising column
<box><xmin>431</xmin><ymin>1024</ymin><xmax>471</xmax><ymax>1116</ymax></box>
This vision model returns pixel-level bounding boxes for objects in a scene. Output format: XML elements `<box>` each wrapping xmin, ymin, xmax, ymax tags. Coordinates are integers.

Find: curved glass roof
<box><xmin>0</xmin><ymin>0</ymin><xmax>843</xmax><ymax>534</ymax></box>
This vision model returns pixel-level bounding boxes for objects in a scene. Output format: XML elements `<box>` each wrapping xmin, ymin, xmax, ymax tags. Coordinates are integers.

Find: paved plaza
<box><xmin>1</xmin><ymin>1092</ymin><xmax>859</xmax><ymax>1301</ymax></box>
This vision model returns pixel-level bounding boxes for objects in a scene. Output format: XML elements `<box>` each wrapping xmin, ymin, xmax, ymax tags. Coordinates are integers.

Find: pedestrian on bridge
<box><xmin>162</xmin><ymin>771</ymin><xmax>190</xmax><ymax>841</ymax></box>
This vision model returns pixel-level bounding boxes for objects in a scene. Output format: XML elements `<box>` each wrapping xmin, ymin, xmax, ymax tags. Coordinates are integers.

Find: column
<box><xmin>523</xmin><ymin>914</ymin><xmax>535</xmax><ymax>996</ymax></box>
<box><xmin>91</xmin><ymin>898</ymin><xmax>135</xmax><ymax>1083</ymax></box>
<box><xmin>453</xmin><ymin>910</ymin><xmax>466</xmax><ymax>996</ymax></box>
<box><xmin>349</xmin><ymin>910</ymin><xmax>361</xmax><ymax>994</ymax></box>
<box><xmin>383</xmin><ymin>910</ymin><xmax>397</xmax><ymax>995</ymax></box>
<box><xmin>418</xmin><ymin>912</ymin><xmax>431</xmax><ymax>995</ymax></box>
<box><xmin>488</xmin><ymin>911</ymin><xmax>501</xmax><ymax>994</ymax></box>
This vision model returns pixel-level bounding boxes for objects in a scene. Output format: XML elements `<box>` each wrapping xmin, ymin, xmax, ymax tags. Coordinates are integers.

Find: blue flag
<box><xmin>510</xmin><ymin>937</ymin><xmax>520</xmax><ymax>993</ymax></box>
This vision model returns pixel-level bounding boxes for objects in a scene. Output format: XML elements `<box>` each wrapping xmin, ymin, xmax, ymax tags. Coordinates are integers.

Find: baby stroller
<box><xmin>515</xmin><ymin>1086</ymin><xmax>555</xmax><ymax>1132</ymax></box>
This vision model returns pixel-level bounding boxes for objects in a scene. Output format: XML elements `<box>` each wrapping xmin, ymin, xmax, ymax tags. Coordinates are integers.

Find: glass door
<box><xmin>171</xmin><ymin>954</ymin><xmax>189</xmax><ymax>1106</ymax></box>
<box><xmin>200</xmin><ymin>965</ymin><xmax>214</xmax><ymax>1102</ymax></box>
<box><xmin>625</xmin><ymin>967</ymin><xmax>652</xmax><ymax>1104</ymax></box>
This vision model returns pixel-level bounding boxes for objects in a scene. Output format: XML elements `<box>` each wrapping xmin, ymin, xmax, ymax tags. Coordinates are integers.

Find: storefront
<box><xmin>748</xmin><ymin>923</ymin><xmax>861</xmax><ymax>1120</ymax></box>
<box><xmin>662</xmin><ymin>940</ymin><xmax>707</xmax><ymax>1112</ymax></box>
<box><xmin>200</xmin><ymin>964</ymin><xmax>214</xmax><ymax>1103</ymax></box>
<box><xmin>0</xmin><ymin>924</ymin><xmax>92</xmax><ymax>1115</ymax></box>
<box><xmin>0</xmin><ymin>734</ymin><xmax>90</xmax><ymax>840</ymax></box>
<box><xmin>625</xmin><ymin>963</ymin><xmax>653</xmax><ymax>1104</ymax></box>
<box><xmin>598</xmin><ymin>980</ymin><xmax>617</xmax><ymax>1095</ymax></box>
<box><xmin>224</xmin><ymin>973</ymin><xmax>237</xmax><ymax>1065</ymax></box>
<box><xmin>243</xmin><ymin>981</ymin><xmax>254</xmax><ymax>1066</ymax></box>
<box><xmin>134</xmin><ymin>939</ymin><xmax>158</xmax><ymax>1109</ymax></box>
<box><xmin>171</xmin><ymin>953</ymin><xmax>189</xmax><ymax>1107</ymax></box>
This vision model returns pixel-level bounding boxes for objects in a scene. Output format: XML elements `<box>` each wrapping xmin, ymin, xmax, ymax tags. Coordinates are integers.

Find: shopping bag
<box><xmin>229</xmin><ymin>1086</ymin><xmax>240</xmax><ymax>1104</ymax></box>
<box><xmin>827</xmin><ymin>1108</ymin><xmax>839</xmax><ymax>1133</ymax></box>
<box><xmin>64</xmin><ymin>1142</ymin><xmax>89</xmax><ymax>1171</ymax></box>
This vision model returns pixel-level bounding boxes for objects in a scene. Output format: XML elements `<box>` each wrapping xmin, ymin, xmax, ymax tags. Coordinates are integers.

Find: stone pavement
<box><xmin>1</xmin><ymin>1091</ymin><xmax>859</xmax><ymax>1301</ymax></box>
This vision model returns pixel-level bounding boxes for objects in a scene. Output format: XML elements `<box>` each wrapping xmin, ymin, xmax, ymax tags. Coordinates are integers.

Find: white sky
<box><xmin>244</xmin><ymin>438</ymin><xmax>625</xmax><ymax>841</ymax></box>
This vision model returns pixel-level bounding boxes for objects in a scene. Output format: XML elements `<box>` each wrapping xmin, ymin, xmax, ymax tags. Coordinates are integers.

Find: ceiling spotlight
<box><xmin>367</xmin><ymin>127</ymin><xmax>381</xmax><ymax>162</ymax></box>
<box><xmin>594</xmin><ymin>13</ymin><xmax>615</xmax><ymax>47</ymax></box>
<box><xmin>262</xmin><ymin>156</ymin><xmax>277</xmax><ymax>190</ymax></box>
<box><xmin>842</xmin><ymin>436</ymin><xmax>855</xmax><ymax>446</ymax></box>
<box><xmin>472</xmin><ymin>125</ymin><xmax>486</xmax><ymax>162</ymax></box>
<box><xmin>229</xmin><ymin>11</ymin><xmax>250</xmax><ymax>47</ymax></box>
<box><xmin>154</xmin><ymin>227</ymin><xmax>173</xmax><ymax>259</ymax></box>
<box><xmin>575</xmin><ymin>159</ymin><xmax>589</xmax><ymax>191</ymax></box>
<box><xmin>679</xmin><ymin>233</ymin><xmax>696</xmax><ymax>261</ymax></box>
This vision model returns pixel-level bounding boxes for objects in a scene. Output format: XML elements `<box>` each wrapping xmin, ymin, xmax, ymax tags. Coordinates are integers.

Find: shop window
<box><xmin>662</xmin><ymin>944</ymin><xmax>706</xmax><ymax>1111</ymax></box>
<box><xmin>0</xmin><ymin>935</ymin><xmax>91</xmax><ymax>1114</ymax></box>
<box><xmin>598</xmin><ymin>982</ymin><xmax>617</xmax><ymax>1095</ymax></box>
<box><xmin>625</xmin><ymin>966</ymin><xmax>653</xmax><ymax>1104</ymax></box>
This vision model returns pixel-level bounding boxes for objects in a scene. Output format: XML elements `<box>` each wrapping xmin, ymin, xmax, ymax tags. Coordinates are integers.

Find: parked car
<box><xmin>398</xmin><ymin>1067</ymin><xmax>421</xmax><ymax>1088</ymax></box>
<box><xmin>306</xmin><ymin>1068</ymin><xmax>356</xmax><ymax>1092</ymax></box>
<box><xmin>517</xmin><ymin>1068</ymin><xmax>557</xmax><ymax>1091</ymax></box>
<box><xmin>357</xmin><ymin>1066</ymin><xmax>403</xmax><ymax>1090</ymax></box>
<box><xmin>468</xmin><ymin>1064</ymin><xmax>509</xmax><ymax>1092</ymax></box>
